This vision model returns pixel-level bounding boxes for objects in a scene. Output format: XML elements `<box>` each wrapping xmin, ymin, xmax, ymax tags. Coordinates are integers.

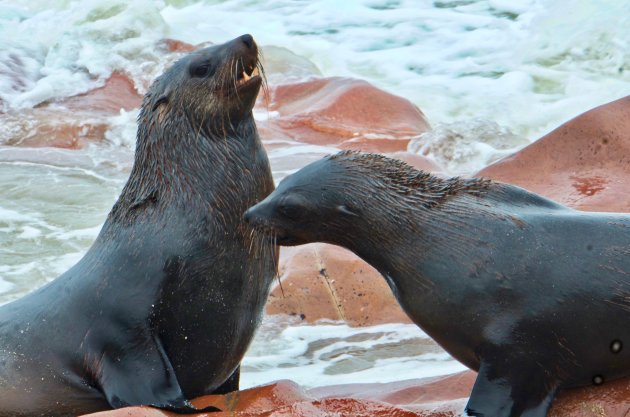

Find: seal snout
<box><xmin>239</xmin><ymin>34</ymin><xmax>255</xmax><ymax>49</ymax></box>
<box><xmin>244</xmin><ymin>203</ymin><xmax>281</xmax><ymax>238</ymax></box>
<box><xmin>231</xmin><ymin>34</ymin><xmax>262</xmax><ymax>93</ymax></box>
<box><xmin>244</xmin><ymin>204</ymin><xmax>264</xmax><ymax>228</ymax></box>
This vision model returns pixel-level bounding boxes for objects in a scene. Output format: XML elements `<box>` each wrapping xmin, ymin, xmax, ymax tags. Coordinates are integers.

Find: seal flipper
<box><xmin>465</xmin><ymin>362</ymin><xmax>557</xmax><ymax>417</ymax></box>
<box><xmin>99</xmin><ymin>333</ymin><xmax>220</xmax><ymax>413</ymax></box>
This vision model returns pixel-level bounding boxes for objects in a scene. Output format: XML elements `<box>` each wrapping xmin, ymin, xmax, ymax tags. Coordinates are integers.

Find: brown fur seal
<box><xmin>0</xmin><ymin>34</ymin><xmax>276</xmax><ymax>416</ymax></box>
<box><xmin>245</xmin><ymin>150</ymin><xmax>630</xmax><ymax>417</ymax></box>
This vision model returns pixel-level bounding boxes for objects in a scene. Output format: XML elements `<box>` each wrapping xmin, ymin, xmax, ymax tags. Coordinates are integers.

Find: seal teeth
<box><xmin>242</xmin><ymin>71</ymin><xmax>250</xmax><ymax>82</ymax></box>
<box><xmin>252</xmin><ymin>67</ymin><xmax>259</xmax><ymax>77</ymax></box>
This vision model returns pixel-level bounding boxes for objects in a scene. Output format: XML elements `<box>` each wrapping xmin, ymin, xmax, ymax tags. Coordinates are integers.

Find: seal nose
<box><xmin>240</xmin><ymin>34</ymin><xmax>255</xmax><ymax>49</ymax></box>
<box><xmin>243</xmin><ymin>207</ymin><xmax>254</xmax><ymax>224</ymax></box>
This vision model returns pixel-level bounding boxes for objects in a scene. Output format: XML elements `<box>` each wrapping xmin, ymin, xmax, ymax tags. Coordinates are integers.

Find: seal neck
<box><xmin>337</xmin><ymin>196</ymin><xmax>484</xmax><ymax>295</ymax></box>
<box><xmin>108</xmin><ymin>112</ymin><xmax>266</xmax><ymax>225</ymax></box>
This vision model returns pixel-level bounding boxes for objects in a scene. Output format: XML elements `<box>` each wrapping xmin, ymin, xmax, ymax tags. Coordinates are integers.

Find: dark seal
<box><xmin>245</xmin><ymin>150</ymin><xmax>630</xmax><ymax>417</ymax></box>
<box><xmin>0</xmin><ymin>34</ymin><xmax>276</xmax><ymax>417</ymax></box>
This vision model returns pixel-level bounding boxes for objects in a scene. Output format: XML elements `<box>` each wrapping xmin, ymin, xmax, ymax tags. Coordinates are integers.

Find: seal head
<box><xmin>146</xmin><ymin>33</ymin><xmax>263</xmax><ymax>135</ymax></box>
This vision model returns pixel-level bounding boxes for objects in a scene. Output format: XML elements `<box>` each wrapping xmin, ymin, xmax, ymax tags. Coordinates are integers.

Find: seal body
<box><xmin>0</xmin><ymin>34</ymin><xmax>276</xmax><ymax>417</ymax></box>
<box><xmin>245</xmin><ymin>150</ymin><xmax>630</xmax><ymax>417</ymax></box>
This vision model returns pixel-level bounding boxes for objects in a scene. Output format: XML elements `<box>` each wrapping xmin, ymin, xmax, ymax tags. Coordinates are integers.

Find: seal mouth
<box><xmin>237</xmin><ymin>66</ymin><xmax>261</xmax><ymax>88</ymax></box>
<box><xmin>233</xmin><ymin>61</ymin><xmax>262</xmax><ymax>94</ymax></box>
<box><xmin>255</xmin><ymin>227</ymin><xmax>300</xmax><ymax>246</ymax></box>
<box><xmin>247</xmin><ymin>218</ymin><xmax>295</xmax><ymax>245</ymax></box>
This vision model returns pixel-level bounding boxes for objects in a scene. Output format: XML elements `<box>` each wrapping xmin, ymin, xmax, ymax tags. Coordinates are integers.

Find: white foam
<box><xmin>17</xmin><ymin>226</ymin><xmax>41</xmax><ymax>239</ymax></box>
<box><xmin>105</xmin><ymin>108</ymin><xmax>141</xmax><ymax>149</ymax></box>
<box><xmin>408</xmin><ymin>119</ymin><xmax>530</xmax><ymax>175</ymax></box>
<box><xmin>0</xmin><ymin>0</ymin><xmax>169</xmax><ymax>109</ymax></box>
<box><xmin>242</xmin><ymin>316</ymin><xmax>466</xmax><ymax>389</ymax></box>
<box><xmin>2</xmin><ymin>0</ymin><xmax>625</xmax><ymax>137</ymax></box>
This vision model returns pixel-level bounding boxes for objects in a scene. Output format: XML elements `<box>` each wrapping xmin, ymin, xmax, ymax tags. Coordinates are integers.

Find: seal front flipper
<box><xmin>465</xmin><ymin>362</ymin><xmax>558</xmax><ymax>417</ymax></box>
<box><xmin>99</xmin><ymin>333</ymin><xmax>220</xmax><ymax>413</ymax></box>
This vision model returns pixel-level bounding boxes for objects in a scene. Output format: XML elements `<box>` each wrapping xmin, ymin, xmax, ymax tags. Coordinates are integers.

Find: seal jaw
<box><xmin>244</xmin><ymin>204</ymin><xmax>299</xmax><ymax>246</ymax></box>
<box><xmin>223</xmin><ymin>37</ymin><xmax>264</xmax><ymax>110</ymax></box>
<box><xmin>235</xmin><ymin>66</ymin><xmax>263</xmax><ymax>95</ymax></box>
<box><xmin>244</xmin><ymin>195</ymin><xmax>321</xmax><ymax>247</ymax></box>
<box><xmin>237</xmin><ymin>66</ymin><xmax>261</xmax><ymax>87</ymax></box>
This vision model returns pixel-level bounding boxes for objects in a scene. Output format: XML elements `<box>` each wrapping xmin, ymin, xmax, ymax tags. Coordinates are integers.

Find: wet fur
<box><xmin>0</xmin><ymin>35</ymin><xmax>276</xmax><ymax>417</ymax></box>
<box><xmin>246</xmin><ymin>150</ymin><xmax>630</xmax><ymax>417</ymax></box>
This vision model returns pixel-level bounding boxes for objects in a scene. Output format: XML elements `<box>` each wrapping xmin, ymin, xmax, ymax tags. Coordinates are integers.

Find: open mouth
<box><xmin>236</xmin><ymin>65</ymin><xmax>261</xmax><ymax>89</ymax></box>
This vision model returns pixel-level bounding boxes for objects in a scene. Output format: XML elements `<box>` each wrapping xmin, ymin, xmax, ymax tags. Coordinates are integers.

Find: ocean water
<box><xmin>0</xmin><ymin>0</ymin><xmax>628</xmax><ymax>389</ymax></box>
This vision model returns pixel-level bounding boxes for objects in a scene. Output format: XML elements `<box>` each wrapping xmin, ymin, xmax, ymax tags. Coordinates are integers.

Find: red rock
<box><xmin>79</xmin><ymin>372</ymin><xmax>630</xmax><ymax>417</ymax></box>
<box><xmin>0</xmin><ymin>72</ymin><xmax>142</xmax><ymax>148</ymax></box>
<box><xmin>259</xmin><ymin>77</ymin><xmax>430</xmax><ymax>153</ymax></box>
<box><xmin>60</xmin><ymin>71</ymin><xmax>142</xmax><ymax>114</ymax></box>
<box><xmin>477</xmin><ymin>96</ymin><xmax>630</xmax><ymax>212</ymax></box>
<box><xmin>265</xmin><ymin>243</ymin><xmax>412</xmax><ymax>326</ymax></box>
<box><xmin>309</xmin><ymin>371</ymin><xmax>475</xmax><ymax>407</ymax></box>
<box><xmin>314</xmin><ymin>371</ymin><xmax>630</xmax><ymax>416</ymax></box>
<box><xmin>157</xmin><ymin>39</ymin><xmax>196</xmax><ymax>53</ymax></box>
<box><xmin>0</xmin><ymin>109</ymin><xmax>109</xmax><ymax>149</ymax></box>
<box><xmin>80</xmin><ymin>380</ymin><xmax>426</xmax><ymax>417</ymax></box>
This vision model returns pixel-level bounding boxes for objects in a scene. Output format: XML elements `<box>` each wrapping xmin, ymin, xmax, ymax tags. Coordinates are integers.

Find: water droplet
<box><xmin>611</xmin><ymin>339</ymin><xmax>622</xmax><ymax>353</ymax></box>
<box><xmin>593</xmin><ymin>375</ymin><xmax>604</xmax><ymax>385</ymax></box>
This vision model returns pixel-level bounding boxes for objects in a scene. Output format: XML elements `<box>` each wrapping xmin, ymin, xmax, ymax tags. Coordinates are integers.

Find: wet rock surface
<box><xmin>0</xmin><ymin>71</ymin><xmax>141</xmax><ymax>148</ymax></box>
<box><xmin>266</xmin><ymin>243</ymin><xmax>412</xmax><ymax>326</ymax></box>
<box><xmin>79</xmin><ymin>372</ymin><xmax>630</xmax><ymax>417</ymax></box>
<box><xmin>257</xmin><ymin>77</ymin><xmax>430</xmax><ymax>153</ymax></box>
<box><xmin>477</xmin><ymin>96</ymin><xmax>630</xmax><ymax>212</ymax></box>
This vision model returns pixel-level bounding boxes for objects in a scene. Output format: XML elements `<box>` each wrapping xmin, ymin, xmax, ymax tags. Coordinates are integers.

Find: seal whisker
<box><xmin>272</xmin><ymin>233</ymin><xmax>284</xmax><ymax>297</ymax></box>
<box><xmin>232</xmin><ymin>57</ymin><xmax>240</xmax><ymax>100</ymax></box>
<box><xmin>256</xmin><ymin>51</ymin><xmax>269</xmax><ymax>110</ymax></box>
<box><xmin>248</xmin><ymin>227</ymin><xmax>257</xmax><ymax>256</ymax></box>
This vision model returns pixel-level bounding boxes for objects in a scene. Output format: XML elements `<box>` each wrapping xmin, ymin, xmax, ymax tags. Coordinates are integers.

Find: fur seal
<box><xmin>0</xmin><ymin>34</ymin><xmax>276</xmax><ymax>416</ymax></box>
<box><xmin>244</xmin><ymin>150</ymin><xmax>630</xmax><ymax>417</ymax></box>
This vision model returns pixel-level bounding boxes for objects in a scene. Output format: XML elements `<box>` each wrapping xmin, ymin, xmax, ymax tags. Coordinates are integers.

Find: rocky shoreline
<box><xmin>2</xmin><ymin>39</ymin><xmax>629</xmax><ymax>417</ymax></box>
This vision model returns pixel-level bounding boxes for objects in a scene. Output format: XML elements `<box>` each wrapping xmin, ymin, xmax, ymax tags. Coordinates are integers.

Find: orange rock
<box><xmin>60</xmin><ymin>71</ymin><xmax>142</xmax><ymax>114</ymax></box>
<box><xmin>80</xmin><ymin>380</ymin><xmax>426</xmax><ymax>417</ymax></box>
<box><xmin>313</xmin><ymin>371</ymin><xmax>630</xmax><ymax>416</ymax></box>
<box><xmin>260</xmin><ymin>77</ymin><xmax>430</xmax><ymax>153</ymax></box>
<box><xmin>310</xmin><ymin>371</ymin><xmax>475</xmax><ymax>406</ymax></box>
<box><xmin>157</xmin><ymin>39</ymin><xmax>197</xmax><ymax>53</ymax></box>
<box><xmin>265</xmin><ymin>243</ymin><xmax>412</xmax><ymax>326</ymax></box>
<box><xmin>0</xmin><ymin>109</ymin><xmax>109</xmax><ymax>149</ymax></box>
<box><xmin>477</xmin><ymin>96</ymin><xmax>630</xmax><ymax>212</ymax></box>
<box><xmin>79</xmin><ymin>372</ymin><xmax>630</xmax><ymax>417</ymax></box>
<box><xmin>0</xmin><ymin>72</ymin><xmax>142</xmax><ymax>148</ymax></box>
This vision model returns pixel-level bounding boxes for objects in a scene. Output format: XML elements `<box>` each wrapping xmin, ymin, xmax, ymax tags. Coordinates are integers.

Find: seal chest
<box><xmin>245</xmin><ymin>150</ymin><xmax>630</xmax><ymax>417</ymax></box>
<box><xmin>0</xmin><ymin>34</ymin><xmax>276</xmax><ymax>417</ymax></box>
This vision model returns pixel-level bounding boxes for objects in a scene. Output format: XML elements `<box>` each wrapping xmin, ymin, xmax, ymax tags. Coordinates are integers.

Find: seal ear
<box><xmin>152</xmin><ymin>90</ymin><xmax>171</xmax><ymax>125</ymax></box>
<box><xmin>337</xmin><ymin>204</ymin><xmax>359</xmax><ymax>217</ymax></box>
<box><xmin>152</xmin><ymin>95</ymin><xmax>169</xmax><ymax>113</ymax></box>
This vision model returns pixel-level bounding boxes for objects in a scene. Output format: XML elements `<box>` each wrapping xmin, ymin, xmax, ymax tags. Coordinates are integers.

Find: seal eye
<box><xmin>278</xmin><ymin>203</ymin><xmax>302</xmax><ymax>221</ymax></box>
<box><xmin>191</xmin><ymin>62</ymin><xmax>212</xmax><ymax>78</ymax></box>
